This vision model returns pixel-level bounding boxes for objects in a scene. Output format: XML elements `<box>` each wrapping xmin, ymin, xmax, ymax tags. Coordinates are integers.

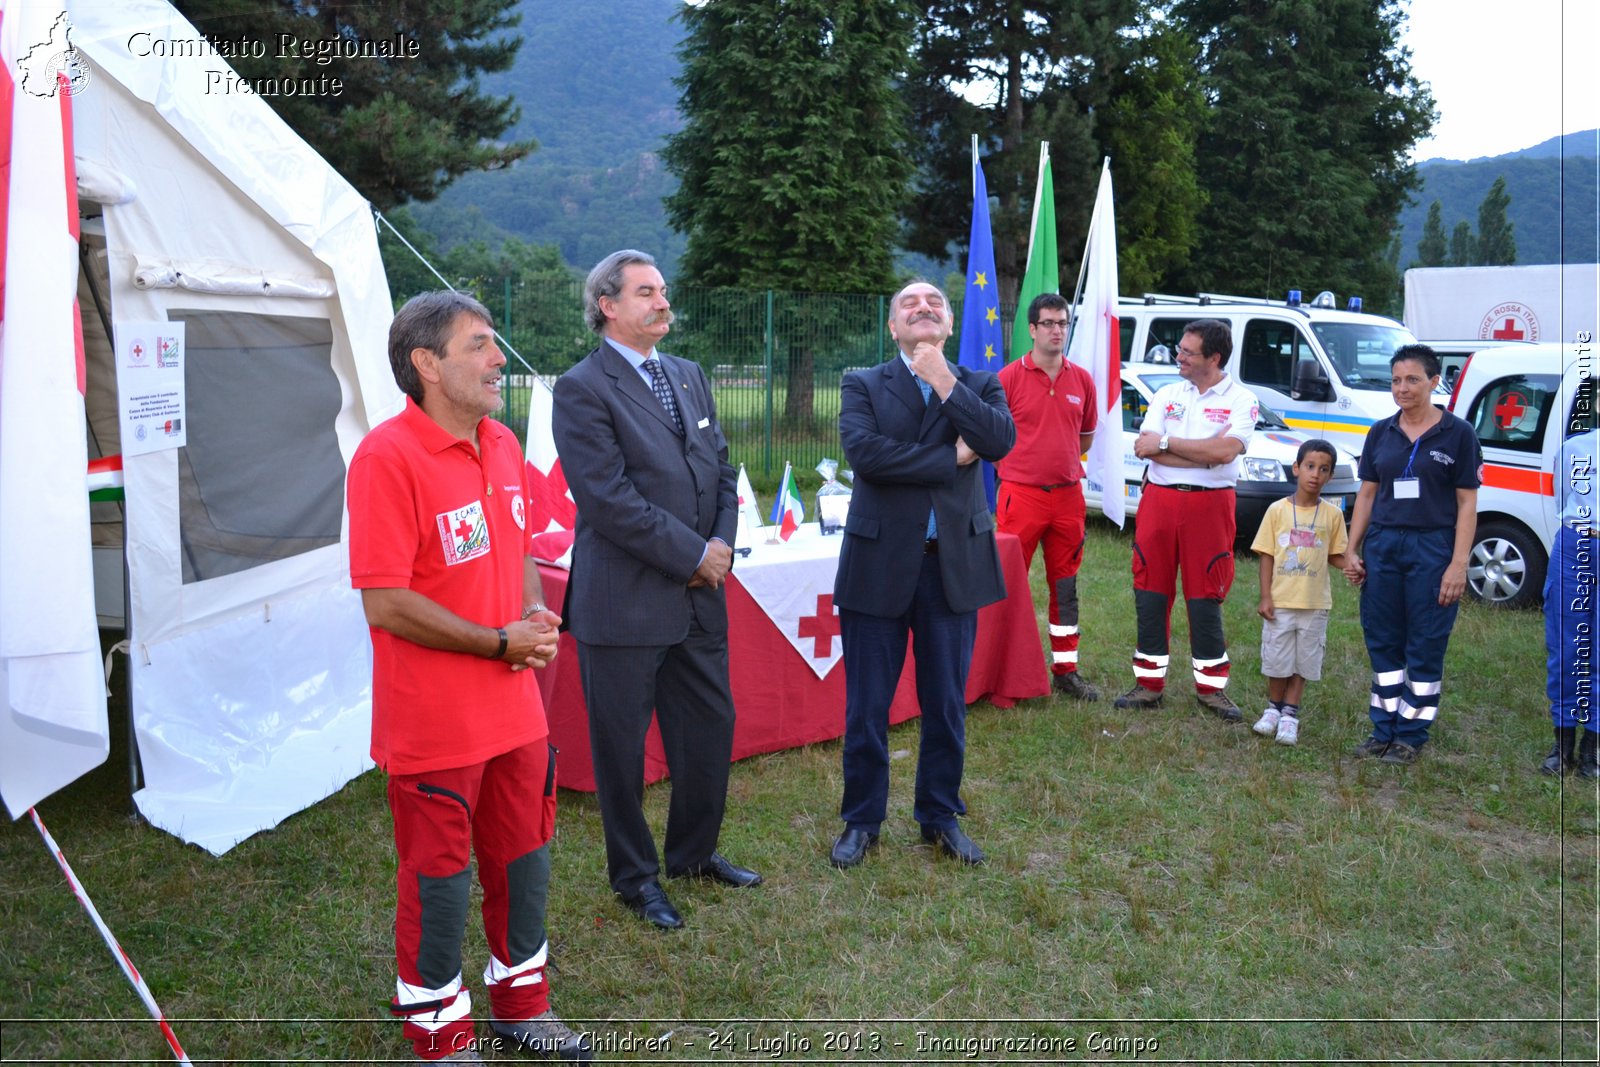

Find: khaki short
<box><xmin>1260</xmin><ymin>607</ymin><xmax>1330</xmax><ymax>680</ymax></box>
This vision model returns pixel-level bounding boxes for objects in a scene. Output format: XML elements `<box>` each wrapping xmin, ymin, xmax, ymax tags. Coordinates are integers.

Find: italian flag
<box><xmin>768</xmin><ymin>461</ymin><xmax>804</xmax><ymax>542</ymax></box>
<box><xmin>1009</xmin><ymin>142</ymin><xmax>1058</xmax><ymax>362</ymax></box>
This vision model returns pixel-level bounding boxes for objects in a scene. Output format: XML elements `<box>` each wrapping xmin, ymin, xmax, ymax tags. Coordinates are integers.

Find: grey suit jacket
<box><xmin>833</xmin><ymin>356</ymin><xmax>1015</xmax><ymax>618</ymax></box>
<box><xmin>552</xmin><ymin>341</ymin><xmax>738</xmax><ymax>646</ymax></box>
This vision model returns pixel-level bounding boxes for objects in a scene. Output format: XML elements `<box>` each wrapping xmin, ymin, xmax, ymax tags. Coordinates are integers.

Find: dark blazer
<box><xmin>833</xmin><ymin>356</ymin><xmax>1015</xmax><ymax>617</ymax></box>
<box><xmin>552</xmin><ymin>341</ymin><xmax>738</xmax><ymax>646</ymax></box>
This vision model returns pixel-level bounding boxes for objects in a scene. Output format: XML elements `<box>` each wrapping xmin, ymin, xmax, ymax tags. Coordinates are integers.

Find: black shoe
<box><xmin>620</xmin><ymin>881</ymin><xmax>684</xmax><ymax>929</ymax></box>
<box><xmin>1380</xmin><ymin>740</ymin><xmax>1421</xmax><ymax>765</ymax></box>
<box><xmin>1195</xmin><ymin>689</ymin><xmax>1243</xmax><ymax>723</ymax></box>
<box><xmin>828</xmin><ymin>828</ymin><xmax>879</xmax><ymax>869</ymax></box>
<box><xmin>1540</xmin><ymin>726</ymin><xmax>1577</xmax><ymax>776</ymax></box>
<box><xmin>489</xmin><ymin>1009</ymin><xmax>595</xmax><ymax>1061</ymax></box>
<box><xmin>1579</xmin><ymin>730</ymin><xmax>1600</xmax><ymax>780</ymax></box>
<box><xmin>1353</xmin><ymin>736</ymin><xmax>1390</xmax><ymax>760</ymax></box>
<box><xmin>921</xmin><ymin>823</ymin><xmax>985</xmax><ymax>865</ymax></box>
<box><xmin>669</xmin><ymin>852</ymin><xmax>762</xmax><ymax>888</ymax></box>
<box><xmin>1113</xmin><ymin>683</ymin><xmax>1164</xmax><ymax>709</ymax></box>
<box><xmin>1053</xmin><ymin>672</ymin><xmax>1101</xmax><ymax>701</ymax></box>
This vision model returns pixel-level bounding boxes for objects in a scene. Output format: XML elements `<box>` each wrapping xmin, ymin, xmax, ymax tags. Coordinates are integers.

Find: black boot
<box><xmin>1578</xmin><ymin>730</ymin><xmax>1599</xmax><ymax>780</ymax></box>
<box><xmin>1540</xmin><ymin>726</ymin><xmax>1577</xmax><ymax>776</ymax></box>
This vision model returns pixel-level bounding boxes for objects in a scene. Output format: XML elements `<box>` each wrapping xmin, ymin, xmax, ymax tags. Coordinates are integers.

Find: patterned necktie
<box><xmin>642</xmin><ymin>357</ymin><xmax>683</xmax><ymax>434</ymax></box>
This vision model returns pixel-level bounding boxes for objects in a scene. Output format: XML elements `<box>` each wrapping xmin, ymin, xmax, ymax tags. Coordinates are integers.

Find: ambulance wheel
<box><xmin>1466</xmin><ymin>520</ymin><xmax>1545</xmax><ymax>608</ymax></box>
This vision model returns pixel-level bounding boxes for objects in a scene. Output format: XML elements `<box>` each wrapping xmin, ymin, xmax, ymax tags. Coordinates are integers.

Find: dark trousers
<box><xmin>1546</xmin><ymin>526</ymin><xmax>1599</xmax><ymax>732</ymax></box>
<box><xmin>1360</xmin><ymin>525</ymin><xmax>1459</xmax><ymax>747</ymax></box>
<box><xmin>839</xmin><ymin>552</ymin><xmax>978</xmax><ymax>833</ymax></box>
<box><xmin>577</xmin><ymin>619</ymin><xmax>735</xmax><ymax>896</ymax></box>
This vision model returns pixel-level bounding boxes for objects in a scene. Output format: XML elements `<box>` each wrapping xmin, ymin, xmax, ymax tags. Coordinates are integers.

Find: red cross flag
<box><xmin>524</xmin><ymin>376</ymin><xmax>575</xmax><ymax>567</ymax></box>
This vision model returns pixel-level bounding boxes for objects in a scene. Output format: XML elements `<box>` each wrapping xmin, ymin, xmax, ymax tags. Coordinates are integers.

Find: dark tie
<box><xmin>642</xmin><ymin>357</ymin><xmax>683</xmax><ymax>434</ymax></box>
<box><xmin>914</xmin><ymin>374</ymin><xmax>937</xmax><ymax>539</ymax></box>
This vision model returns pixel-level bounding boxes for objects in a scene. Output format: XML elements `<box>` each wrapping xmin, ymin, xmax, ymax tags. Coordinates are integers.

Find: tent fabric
<box><xmin>0</xmin><ymin>0</ymin><xmax>110</xmax><ymax>817</ymax></box>
<box><xmin>1</xmin><ymin>0</ymin><xmax>403</xmax><ymax>850</ymax></box>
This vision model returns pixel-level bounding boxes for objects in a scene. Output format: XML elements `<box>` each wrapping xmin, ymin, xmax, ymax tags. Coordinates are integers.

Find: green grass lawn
<box><xmin>1</xmin><ymin>519</ymin><xmax>1595</xmax><ymax>1064</ymax></box>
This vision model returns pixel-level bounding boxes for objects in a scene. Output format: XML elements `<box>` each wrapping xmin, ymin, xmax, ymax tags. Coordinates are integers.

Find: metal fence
<box><xmin>404</xmin><ymin>276</ymin><xmax>1016</xmax><ymax>489</ymax></box>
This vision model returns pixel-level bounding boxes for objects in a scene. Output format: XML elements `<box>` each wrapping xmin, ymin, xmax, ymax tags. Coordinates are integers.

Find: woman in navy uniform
<box><xmin>1342</xmin><ymin>345</ymin><xmax>1481</xmax><ymax>765</ymax></box>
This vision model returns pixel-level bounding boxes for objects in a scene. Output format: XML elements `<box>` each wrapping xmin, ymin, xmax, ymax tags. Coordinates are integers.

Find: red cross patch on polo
<box><xmin>437</xmin><ymin>500</ymin><xmax>491</xmax><ymax>566</ymax></box>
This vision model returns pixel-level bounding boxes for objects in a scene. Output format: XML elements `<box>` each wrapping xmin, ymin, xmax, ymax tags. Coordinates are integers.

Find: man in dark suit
<box><xmin>829</xmin><ymin>280</ymin><xmax>1016</xmax><ymax>869</ymax></box>
<box><xmin>552</xmin><ymin>250</ymin><xmax>760</xmax><ymax>930</ymax></box>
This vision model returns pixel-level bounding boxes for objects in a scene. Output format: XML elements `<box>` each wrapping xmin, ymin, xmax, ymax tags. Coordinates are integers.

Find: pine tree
<box><xmin>900</xmin><ymin>0</ymin><xmax>1149</xmax><ymax>315</ymax></box>
<box><xmin>1415</xmin><ymin>201</ymin><xmax>1447</xmax><ymax>267</ymax></box>
<box><xmin>1171</xmin><ymin>0</ymin><xmax>1435</xmax><ymax>301</ymax></box>
<box><xmin>663</xmin><ymin>0</ymin><xmax>912</xmax><ymax>420</ymax></box>
<box><xmin>172</xmin><ymin>0</ymin><xmax>532</xmax><ymax>209</ymax></box>
<box><xmin>1448</xmin><ymin>221</ymin><xmax>1478</xmax><ymax>267</ymax></box>
<box><xmin>1476</xmin><ymin>176</ymin><xmax>1517</xmax><ymax>265</ymax></box>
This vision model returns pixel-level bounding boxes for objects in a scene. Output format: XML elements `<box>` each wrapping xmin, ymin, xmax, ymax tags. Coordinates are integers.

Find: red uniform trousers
<box><xmin>1130</xmin><ymin>484</ymin><xmax>1236</xmax><ymax>694</ymax></box>
<box><xmin>387</xmin><ymin>739</ymin><xmax>557</xmax><ymax>1060</ymax></box>
<box><xmin>998</xmin><ymin>480</ymin><xmax>1087</xmax><ymax>676</ymax></box>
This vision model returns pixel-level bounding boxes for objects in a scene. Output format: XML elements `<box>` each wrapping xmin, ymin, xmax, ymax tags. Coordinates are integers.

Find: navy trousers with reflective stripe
<box><xmin>1359</xmin><ymin>525</ymin><xmax>1459</xmax><ymax>747</ymax></box>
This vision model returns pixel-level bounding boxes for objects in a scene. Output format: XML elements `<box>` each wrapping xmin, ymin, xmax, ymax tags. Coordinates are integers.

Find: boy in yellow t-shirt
<box><xmin>1249</xmin><ymin>440</ymin><xmax>1348</xmax><ymax>746</ymax></box>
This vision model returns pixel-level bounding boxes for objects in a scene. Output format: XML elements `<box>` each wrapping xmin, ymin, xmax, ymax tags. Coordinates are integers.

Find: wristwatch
<box><xmin>1158</xmin><ymin>434</ymin><xmax>1170</xmax><ymax>452</ymax></box>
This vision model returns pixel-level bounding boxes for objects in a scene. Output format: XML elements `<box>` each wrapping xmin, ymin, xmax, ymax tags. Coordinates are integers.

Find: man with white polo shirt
<box><xmin>1113</xmin><ymin>319</ymin><xmax>1258</xmax><ymax>721</ymax></box>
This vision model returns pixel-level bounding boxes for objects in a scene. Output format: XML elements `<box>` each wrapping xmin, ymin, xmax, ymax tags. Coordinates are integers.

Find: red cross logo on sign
<box><xmin>797</xmin><ymin>594</ymin><xmax>842</xmax><ymax>658</ymax></box>
<box><xmin>1491</xmin><ymin>318</ymin><xmax>1524</xmax><ymax>341</ymax></box>
<box><xmin>1493</xmin><ymin>391</ymin><xmax>1528</xmax><ymax>429</ymax></box>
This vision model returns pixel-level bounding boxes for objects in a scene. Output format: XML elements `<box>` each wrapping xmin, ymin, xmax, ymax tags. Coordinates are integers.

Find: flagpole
<box><xmin>1021</xmin><ymin>142</ymin><xmax>1050</xmax><ymax>278</ymax></box>
<box><xmin>971</xmin><ymin>134</ymin><xmax>978</xmax><ymax>195</ymax></box>
<box><xmin>1064</xmin><ymin>157</ymin><xmax>1109</xmax><ymax>354</ymax></box>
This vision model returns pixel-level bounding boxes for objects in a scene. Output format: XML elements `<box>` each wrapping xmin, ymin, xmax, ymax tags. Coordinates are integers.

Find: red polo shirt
<box><xmin>995</xmin><ymin>352</ymin><xmax>1100</xmax><ymax>486</ymax></box>
<box><xmin>348</xmin><ymin>398</ymin><xmax>545</xmax><ymax>775</ymax></box>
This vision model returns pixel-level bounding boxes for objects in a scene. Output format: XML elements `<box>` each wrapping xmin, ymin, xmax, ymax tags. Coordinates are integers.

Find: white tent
<box><xmin>2</xmin><ymin>0</ymin><xmax>402</xmax><ymax>853</ymax></box>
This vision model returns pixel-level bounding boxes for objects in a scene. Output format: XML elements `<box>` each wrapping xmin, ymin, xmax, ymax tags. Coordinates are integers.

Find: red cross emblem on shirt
<box><xmin>797</xmin><ymin>594</ymin><xmax>842</xmax><ymax>658</ymax></box>
<box><xmin>1493</xmin><ymin>391</ymin><xmax>1528</xmax><ymax>429</ymax></box>
<box><xmin>455</xmin><ymin>517</ymin><xmax>476</xmax><ymax>543</ymax></box>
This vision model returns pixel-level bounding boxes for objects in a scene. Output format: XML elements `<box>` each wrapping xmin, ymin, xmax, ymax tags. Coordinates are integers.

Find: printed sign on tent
<box><xmin>113</xmin><ymin>321</ymin><xmax>187</xmax><ymax>455</ymax></box>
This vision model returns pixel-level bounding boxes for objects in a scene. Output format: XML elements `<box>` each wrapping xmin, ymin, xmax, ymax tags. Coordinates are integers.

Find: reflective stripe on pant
<box><xmin>387</xmin><ymin>739</ymin><xmax>557</xmax><ymax>1058</ymax></box>
<box><xmin>1359</xmin><ymin>525</ymin><xmax>1459</xmax><ymax>747</ymax></box>
<box><xmin>1130</xmin><ymin>484</ymin><xmax>1236</xmax><ymax>693</ymax></box>
<box><xmin>998</xmin><ymin>481</ymin><xmax>1087</xmax><ymax>675</ymax></box>
<box><xmin>1546</xmin><ymin>525</ymin><xmax>1600</xmax><ymax>732</ymax></box>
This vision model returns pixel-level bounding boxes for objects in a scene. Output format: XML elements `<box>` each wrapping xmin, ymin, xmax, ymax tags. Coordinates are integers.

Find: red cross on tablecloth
<box><xmin>797</xmin><ymin>594</ymin><xmax>841</xmax><ymax>658</ymax></box>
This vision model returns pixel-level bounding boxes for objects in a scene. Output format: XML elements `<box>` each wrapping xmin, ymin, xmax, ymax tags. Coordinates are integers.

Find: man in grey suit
<box><xmin>829</xmin><ymin>280</ymin><xmax>1015</xmax><ymax>870</ymax></box>
<box><xmin>551</xmin><ymin>250</ymin><xmax>760</xmax><ymax>931</ymax></box>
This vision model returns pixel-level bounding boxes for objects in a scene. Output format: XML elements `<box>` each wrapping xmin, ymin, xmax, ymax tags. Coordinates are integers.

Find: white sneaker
<box><xmin>1253</xmin><ymin>707</ymin><xmax>1281</xmax><ymax>737</ymax></box>
<box><xmin>1275</xmin><ymin>714</ymin><xmax>1299</xmax><ymax>746</ymax></box>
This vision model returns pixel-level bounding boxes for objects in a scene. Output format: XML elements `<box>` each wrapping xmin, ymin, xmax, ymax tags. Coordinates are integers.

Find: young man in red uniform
<box><xmin>996</xmin><ymin>293</ymin><xmax>1101</xmax><ymax>700</ymax></box>
<box><xmin>348</xmin><ymin>292</ymin><xmax>592</xmax><ymax>1063</ymax></box>
<box><xmin>1114</xmin><ymin>319</ymin><xmax>1257</xmax><ymax>722</ymax></box>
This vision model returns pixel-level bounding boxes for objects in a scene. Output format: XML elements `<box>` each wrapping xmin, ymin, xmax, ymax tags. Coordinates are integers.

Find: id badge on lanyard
<box><xmin>1395</xmin><ymin>434</ymin><xmax>1423</xmax><ymax>500</ymax></box>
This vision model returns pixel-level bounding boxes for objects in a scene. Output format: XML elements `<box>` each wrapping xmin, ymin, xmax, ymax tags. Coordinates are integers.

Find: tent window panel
<box><xmin>171</xmin><ymin>310</ymin><xmax>344</xmax><ymax>583</ymax></box>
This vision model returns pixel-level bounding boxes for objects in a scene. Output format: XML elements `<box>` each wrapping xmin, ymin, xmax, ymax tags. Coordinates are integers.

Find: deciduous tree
<box><xmin>1415</xmin><ymin>201</ymin><xmax>1447</xmax><ymax>267</ymax></box>
<box><xmin>1476</xmin><ymin>176</ymin><xmax>1517</xmax><ymax>265</ymax></box>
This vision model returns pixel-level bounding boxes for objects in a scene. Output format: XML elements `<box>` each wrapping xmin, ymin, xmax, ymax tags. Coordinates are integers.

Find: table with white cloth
<box><xmin>533</xmin><ymin>525</ymin><xmax>1049</xmax><ymax>791</ymax></box>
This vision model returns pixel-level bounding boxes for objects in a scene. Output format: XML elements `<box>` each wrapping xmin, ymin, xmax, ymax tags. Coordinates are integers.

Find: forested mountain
<box><xmin>406</xmin><ymin>0</ymin><xmax>687</xmax><ymax>273</ymax></box>
<box><xmin>1396</xmin><ymin>130</ymin><xmax>1599</xmax><ymax>266</ymax></box>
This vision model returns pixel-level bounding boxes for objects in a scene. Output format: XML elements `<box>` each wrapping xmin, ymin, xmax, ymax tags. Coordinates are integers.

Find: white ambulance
<box><xmin>1447</xmin><ymin>340</ymin><xmax>1597</xmax><ymax>607</ymax></box>
<box><xmin>1117</xmin><ymin>291</ymin><xmax>1429</xmax><ymax>459</ymax></box>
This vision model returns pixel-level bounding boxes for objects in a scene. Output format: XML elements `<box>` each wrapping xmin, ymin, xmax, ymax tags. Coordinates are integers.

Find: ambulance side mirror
<box><xmin>1291</xmin><ymin>359</ymin><xmax>1333</xmax><ymax>402</ymax></box>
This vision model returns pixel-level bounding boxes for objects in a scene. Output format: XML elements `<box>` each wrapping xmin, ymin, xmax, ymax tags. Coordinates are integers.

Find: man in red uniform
<box><xmin>1113</xmin><ymin>319</ymin><xmax>1257</xmax><ymax>722</ymax></box>
<box><xmin>348</xmin><ymin>292</ymin><xmax>592</xmax><ymax>1063</ymax></box>
<box><xmin>996</xmin><ymin>293</ymin><xmax>1101</xmax><ymax>700</ymax></box>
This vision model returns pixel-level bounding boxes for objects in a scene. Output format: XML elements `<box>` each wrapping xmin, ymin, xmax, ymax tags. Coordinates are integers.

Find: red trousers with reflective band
<box><xmin>387</xmin><ymin>738</ymin><xmax>556</xmax><ymax>1059</ymax></box>
<box><xmin>998</xmin><ymin>480</ymin><xmax>1086</xmax><ymax>675</ymax></box>
<box><xmin>1130</xmin><ymin>483</ymin><xmax>1236</xmax><ymax>693</ymax></box>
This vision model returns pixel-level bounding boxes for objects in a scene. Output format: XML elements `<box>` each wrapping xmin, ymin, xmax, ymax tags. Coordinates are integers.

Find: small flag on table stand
<box><xmin>767</xmin><ymin>461</ymin><xmax>804</xmax><ymax>543</ymax></box>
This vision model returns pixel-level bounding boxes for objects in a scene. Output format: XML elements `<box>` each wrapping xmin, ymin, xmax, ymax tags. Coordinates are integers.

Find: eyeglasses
<box><xmin>1176</xmin><ymin>345</ymin><xmax>1206</xmax><ymax>359</ymax></box>
<box><xmin>1032</xmin><ymin>319</ymin><xmax>1070</xmax><ymax>331</ymax></box>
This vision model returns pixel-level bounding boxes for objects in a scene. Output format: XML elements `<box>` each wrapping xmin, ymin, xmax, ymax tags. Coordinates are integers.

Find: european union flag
<box><xmin>957</xmin><ymin>152</ymin><xmax>1002</xmax><ymax>507</ymax></box>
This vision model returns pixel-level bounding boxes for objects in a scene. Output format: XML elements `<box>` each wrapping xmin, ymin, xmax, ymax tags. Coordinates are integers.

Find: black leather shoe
<box><xmin>828</xmin><ymin>828</ymin><xmax>879</xmax><ymax>869</ymax></box>
<box><xmin>669</xmin><ymin>852</ymin><xmax>763</xmax><ymax>888</ymax></box>
<box><xmin>620</xmin><ymin>881</ymin><xmax>684</xmax><ymax>929</ymax></box>
<box><xmin>921</xmin><ymin>823</ymin><xmax>985</xmax><ymax>865</ymax></box>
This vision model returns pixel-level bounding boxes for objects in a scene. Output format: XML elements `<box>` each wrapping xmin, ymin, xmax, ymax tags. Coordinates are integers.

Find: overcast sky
<box><xmin>1402</xmin><ymin>0</ymin><xmax>1598</xmax><ymax>162</ymax></box>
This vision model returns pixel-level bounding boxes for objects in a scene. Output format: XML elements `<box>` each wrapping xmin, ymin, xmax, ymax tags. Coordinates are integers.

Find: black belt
<box><xmin>1160</xmin><ymin>483</ymin><xmax>1228</xmax><ymax>493</ymax></box>
<box><xmin>1035</xmin><ymin>481</ymin><xmax>1077</xmax><ymax>492</ymax></box>
<box><xmin>924</xmin><ymin>538</ymin><xmax>939</xmax><ymax>554</ymax></box>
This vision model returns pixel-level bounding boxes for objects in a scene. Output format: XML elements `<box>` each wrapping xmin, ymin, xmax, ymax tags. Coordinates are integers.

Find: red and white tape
<box><xmin>29</xmin><ymin>807</ymin><xmax>193</xmax><ymax>1065</ymax></box>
